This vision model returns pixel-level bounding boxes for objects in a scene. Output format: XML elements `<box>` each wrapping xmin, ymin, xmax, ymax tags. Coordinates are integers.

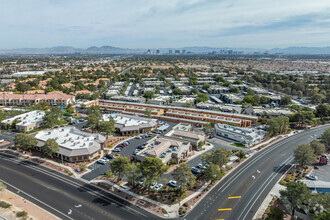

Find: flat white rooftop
<box><xmin>103</xmin><ymin>114</ymin><xmax>153</xmax><ymax>127</ymax></box>
<box><xmin>35</xmin><ymin>127</ymin><xmax>99</xmax><ymax>150</ymax></box>
<box><xmin>2</xmin><ymin>110</ymin><xmax>45</xmax><ymax>126</ymax></box>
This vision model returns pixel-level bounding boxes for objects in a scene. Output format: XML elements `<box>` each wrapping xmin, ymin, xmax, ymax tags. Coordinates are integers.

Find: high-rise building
<box><xmin>175</xmin><ymin>50</ymin><xmax>180</xmax><ymax>54</ymax></box>
<box><xmin>156</xmin><ymin>49</ymin><xmax>160</xmax><ymax>54</ymax></box>
<box><xmin>169</xmin><ymin>50</ymin><xmax>173</xmax><ymax>54</ymax></box>
<box><xmin>182</xmin><ymin>50</ymin><xmax>186</xmax><ymax>54</ymax></box>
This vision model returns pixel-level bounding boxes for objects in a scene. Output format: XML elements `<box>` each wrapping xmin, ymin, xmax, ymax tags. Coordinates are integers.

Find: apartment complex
<box><xmin>82</xmin><ymin>100</ymin><xmax>258</xmax><ymax>127</ymax></box>
<box><xmin>0</xmin><ymin>93</ymin><xmax>75</xmax><ymax>106</ymax></box>
<box><xmin>34</xmin><ymin>127</ymin><xmax>105</xmax><ymax>162</ymax></box>
<box><xmin>1</xmin><ymin>110</ymin><xmax>45</xmax><ymax>132</ymax></box>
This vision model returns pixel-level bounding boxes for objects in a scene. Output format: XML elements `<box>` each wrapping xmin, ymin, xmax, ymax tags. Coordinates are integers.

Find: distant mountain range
<box><xmin>1</xmin><ymin>45</ymin><xmax>330</xmax><ymax>55</ymax></box>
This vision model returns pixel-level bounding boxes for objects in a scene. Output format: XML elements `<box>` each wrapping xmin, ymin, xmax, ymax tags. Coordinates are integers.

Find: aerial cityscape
<box><xmin>0</xmin><ymin>1</ymin><xmax>329</xmax><ymax>220</ymax></box>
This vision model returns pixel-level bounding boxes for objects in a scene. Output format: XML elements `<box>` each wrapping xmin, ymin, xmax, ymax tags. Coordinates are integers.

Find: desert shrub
<box><xmin>279</xmin><ymin>180</ymin><xmax>287</xmax><ymax>186</ymax></box>
<box><xmin>162</xmin><ymin>208</ymin><xmax>167</xmax><ymax>214</ymax></box>
<box><xmin>0</xmin><ymin>201</ymin><xmax>11</xmax><ymax>209</ymax></box>
<box><xmin>16</xmin><ymin>211</ymin><xmax>28</xmax><ymax>218</ymax></box>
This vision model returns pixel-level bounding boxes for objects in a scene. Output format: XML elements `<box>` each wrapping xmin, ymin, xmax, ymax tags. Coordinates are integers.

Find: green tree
<box><xmin>87</xmin><ymin>112</ymin><xmax>102</xmax><ymax>131</ymax></box>
<box><xmin>202</xmin><ymin>84</ymin><xmax>211</xmax><ymax>90</ymax></box>
<box><xmin>109</xmin><ymin>156</ymin><xmax>131</xmax><ymax>180</ymax></box>
<box><xmin>172</xmin><ymin>163</ymin><xmax>196</xmax><ymax>192</ymax></box>
<box><xmin>16</xmin><ymin>82</ymin><xmax>31</xmax><ymax>93</ymax></box>
<box><xmin>203</xmin><ymin>163</ymin><xmax>224</xmax><ymax>183</ymax></box>
<box><xmin>260</xmin><ymin>96</ymin><xmax>270</xmax><ymax>104</ymax></box>
<box><xmin>237</xmin><ymin>150</ymin><xmax>246</xmax><ymax>161</ymax></box>
<box><xmin>243</xmin><ymin>95</ymin><xmax>257</xmax><ymax>105</ymax></box>
<box><xmin>144</xmin><ymin>108</ymin><xmax>152</xmax><ymax>119</ymax></box>
<box><xmin>266</xmin><ymin>116</ymin><xmax>289</xmax><ymax>136</ymax></box>
<box><xmin>138</xmin><ymin>157</ymin><xmax>167</xmax><ymax>188</ymax></box>
<box><xmin>281</xmin><ymin>96</ymin><xmax>292</xmax><ymax>106</ymax></box>
<box><xmin>191</xmin><ymin>88</ymin><xmax>198</xmax><ymax>95</ymax></box>
<box><xmin>42</xmin><ymin>138</ymin><xmax>59</xmax><ymax>158</ymax></box>
<box><xmin>316</xmin><ymin>104</ymin><xmax>329</xmax><ymax>119</ymax></box>
<box><xmin>293</xmin><ymin>144</ymin><xmax>315</xmax><ymax>166</ymax></box>
<box><xmin>267</xmin><ymin>207</ymin><xmax>283</xmax><ymax>220</ymax></box>
<box><xmin>98</xmin><ymin>121</ymin><xmax>115</xmax><ymax>135</ymax></box>
<box><xmin>230</xmin><ymin>87</ymin><xmax>240</xmax><ymax>93</ymax></box>
<box><xmin>320</xmin><ymin>128</ymin><xmax>330</xmax><ymax>150</ymax></box>
<box><xmin>196</xmin><ymin>93</ymin><xmax>209</xmax><ymax>103</ymax></box>
<box><xmin>143</xmin><ymin>91</ymin><xmax>155</xmax><ymax>100</ymax></box>
<box><xmin>67</xmin><ymin>104</ymin><xmax>74</xmax><ymax>114</ymax></box>
<box><xmin>14</xmin><ymin>133</ymin><xmax>38</xmax><ymax>151</ymax></box>
<box><xmin>311</xmin><ymin>93</ymin><xmax>325</xmax><ymax>104</ymax></box>
<box><xmin>310</xmin><ymin>140</ymin><xmax>326</xmax><ymax>156</ymax></box>
<box><xmin>280</xmin><ymin>182</ymin><xmax>311</xmax><ymax>219</ymax></box>
<box><xmin>126</xmin><ymin>163</ymin><xmax>141</xmax><ymax>187</ymax></box>
<box><xmin>201</xmin><ymin>148</ymin><xmax>231</xmax><ymax>168</ymax></box>
<box><xmin>172</xmin><ymin>88</ymin><xmax>182</xmax><ymax>95</ymax></box>
<box><xmin>214</xmin><ymin>75</ymin><xmax>224</xmax><ymax>82</ymax></box>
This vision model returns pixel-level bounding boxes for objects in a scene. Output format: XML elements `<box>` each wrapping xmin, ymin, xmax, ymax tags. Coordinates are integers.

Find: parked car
<box><xmin>97</xmin><ymin>159</ymin><xmax>107</xmax><ymax>165</ymax></box>
<box><xmin>306</xmin><ymin>175</ymin><xmax>318</xmax><ymax>180</ymax></box>
<box><xmin>154</xmin><ymin>183</ymin><xmax>163</xmax><ymax>190</ymax></box>
<box><xmin>197</xmin><ymin>162</ymin><xmax>206</xmax><ymax>169</ymax></box>
<box><xmin>191</xmin><ymin>167</ymin><xmax>201</xmax><ymax>174</ymax></box>
<box><xmin>138</xmin><ymin>178</ymin><xmax>146</xmax><ymax>185</ymax></box>
<box><xmin>112</xmin><ymin>148</ymin><xmax>121</xmax><ymax>152</ymax></box>
<box><xmin>150</xmin><ymin>183</ymin><xmax>157</xmax><ymax>189</ymax></box>
<box><xmin>168</xmin><ymin>180</ymin><xmax>179</xmax><ymax>187</ymax></box>
<box><xmin>102</xmin><ymin>157</ymin><xmax>110</xmax><ymax>162</ymax></box>
<box><xmin>105</xmin><ymin>154</ymin><xmax>114</xmax><ymax>159</ymax></box>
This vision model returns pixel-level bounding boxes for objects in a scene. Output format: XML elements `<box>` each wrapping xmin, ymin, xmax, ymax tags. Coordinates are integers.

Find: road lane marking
<box><xmin>0</xmin><ymin>178</ymin><xmax>74</xmax><ymax>220</ymax></box>
<box><xmin>218</xmin><ymin>208</ymin><xmax>232</xmax><ymax>211</ymax></box>
<box><xmin>218</xmin><ymin>127</ymin><xmax>327</xmax><ymax>193</ymax></box>
<box><xmin>0</xmin><ymin>154</ymin><xmax>148</xmax><ymax>218</ymax></box>
<box><xmin>252</xmin><ymin>175</ymin><xmax>255</xmax><ymax>179</ymax></box>
<box><xmin>237</xmin><ymin>156</ymin><xmax>294</xmax><ymax>220</ymax></box>
<box><xmin>257</xmin><ymin>170</ymin><xmax>260</xmax><ymax>173</ymax></box>
<box><xmin>228</xmin><ymin>196</ymin><xmax>241</xmax><ymax>199</ymax></box>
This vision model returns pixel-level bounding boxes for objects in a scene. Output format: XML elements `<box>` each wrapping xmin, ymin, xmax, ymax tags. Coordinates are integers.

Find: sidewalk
<box><xmin>253</xmin><ymin>183</ymin><xmax>286</xmax><ymax>219</ymax></box>
<box><xmin>250</xmin><ymin>130</ymin><xmax>303</xmax><ymax>150</ymax></box>
<box><xmin>0</xmin><ymin>149</ymin><xmax>81</xmax><ymax>178</ymax></box>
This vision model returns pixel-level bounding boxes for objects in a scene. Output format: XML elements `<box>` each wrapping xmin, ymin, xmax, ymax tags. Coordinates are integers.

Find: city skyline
<box><xmin>1</xmin><ymin>0</ymin><xmax>330</xmax><ymax>49</ymax></box>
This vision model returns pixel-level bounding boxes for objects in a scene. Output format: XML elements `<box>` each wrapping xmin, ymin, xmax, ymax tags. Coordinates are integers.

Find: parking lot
<box><xmin>82</xmin><ymin>133</ymin><xmax>156</xmax><ymax>181</ymax></box>
<box><xmin>310</xmin><ymin>159</ymin><xmax>330</xmax><ymax>182</ymax></box>
<box><xmin>0</xmin><ymin>130</ymin><xmax>17</xmax><ymax>148</ymax></box>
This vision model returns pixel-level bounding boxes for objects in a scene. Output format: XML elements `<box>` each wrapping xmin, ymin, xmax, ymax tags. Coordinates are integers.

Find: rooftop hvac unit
<box><xmin>48</xmin><ymin>131</ymin><xmax>51</xmax><ymax>135</ymax></box>
<box><xmin>66</xmin><ymin>133</ymin><xmax>69</xmax><ymax>137</ymax></box>
<box><xmin>55</xmin><ymin>137</ymin><xmax>58</xmax><ymax>140</ymax></box>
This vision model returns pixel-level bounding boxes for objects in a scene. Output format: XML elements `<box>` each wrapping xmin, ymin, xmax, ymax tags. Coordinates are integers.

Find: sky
<box><xmin>1</xmin><ymin>0</ymin><xmax>330</xmax><ymax>49</ymax></box>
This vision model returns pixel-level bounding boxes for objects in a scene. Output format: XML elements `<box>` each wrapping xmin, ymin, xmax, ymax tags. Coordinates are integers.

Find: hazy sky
<box><xmin>1</xmin><ymin>0</ymin><xmax>330</xmax><ymax>49</ymax></box>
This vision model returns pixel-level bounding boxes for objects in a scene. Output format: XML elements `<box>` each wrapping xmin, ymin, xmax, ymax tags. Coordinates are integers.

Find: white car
<box><xmin>112</xmin><ymin>148</ymin><xmax>121</xmax><ymax>152</ymax></box>
<box><xmin>97</xmin><ymin>159</ymin><xmax>107</xmax><ymax>165</ymax></box>
<box><xmin>168</xmin><ymin>180</ymin><xmax>179</xmax><ymax>187</ymax></box>
<box><xmin>306</xmin><ymin>175</ymin><xmax>318</xmax><ymax>180</ymax></box>
<box><xmin>154</xmin><ymin>183</ymin><xmax>163</xmax><ymax>190</ymax></box>
<box><xmin>138</xmin><ymin>178</ymin><xmax>146</xmax><ymax>185</ymax></box>
<box><xmin>150</xmin><ymin>183</ymin><xmax>157</xmax><ymax>189</ymax></box>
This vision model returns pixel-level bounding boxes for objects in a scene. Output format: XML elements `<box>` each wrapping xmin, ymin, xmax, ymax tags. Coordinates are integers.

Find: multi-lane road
<box><xmin>185</xmin><ymin>125</ymin><xmax>329</xmax><ymax>220</ymax></box>
<box><xmin>0</xmin><ymin>125</ymin><xmax>328</xmax><ymax>220</ymax></box>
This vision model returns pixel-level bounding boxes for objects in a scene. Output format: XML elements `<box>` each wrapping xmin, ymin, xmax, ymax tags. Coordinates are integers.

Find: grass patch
<box><xmin>231</xmin><ymin>143</ymin><xmax>245</xmax><ymax>148</ymax></box>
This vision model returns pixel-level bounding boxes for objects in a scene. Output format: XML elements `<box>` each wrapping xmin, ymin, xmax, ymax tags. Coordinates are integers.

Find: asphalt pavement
<box><xmin>0</xmin><ymin>152</ymin><xmax>161</xmax><ymax>220</ymax></box>
<box><xmin>184</xmin><ymin>125</ymin><xmax>329</xmax><ymax>220</ymax></box>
